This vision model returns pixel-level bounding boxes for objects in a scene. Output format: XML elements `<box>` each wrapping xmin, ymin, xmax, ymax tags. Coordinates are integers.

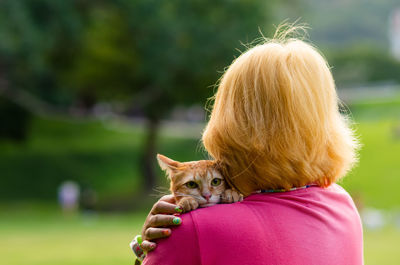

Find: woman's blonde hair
<box><xmin>202</xmin><ymin>26</ymin><xmax>359</xmax><ymax>195</ymax></box>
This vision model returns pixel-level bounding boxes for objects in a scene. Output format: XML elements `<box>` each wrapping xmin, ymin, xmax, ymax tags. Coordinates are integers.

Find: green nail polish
<box><xmin>175</xmin><ymin>206</ymin><xmax>183</xmax><ymax>213</ymax></box>
<box><xmin>173</xmin><ymin>217</ymin><xmax>182</xmax><ymax>225</ymax></box>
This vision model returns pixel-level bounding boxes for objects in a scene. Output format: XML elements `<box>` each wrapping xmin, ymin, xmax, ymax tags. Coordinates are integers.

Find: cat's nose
<box><xmin>202</xmin><ymin>193</ymin><xmax>211</xmax><ymax>201</ymax></box>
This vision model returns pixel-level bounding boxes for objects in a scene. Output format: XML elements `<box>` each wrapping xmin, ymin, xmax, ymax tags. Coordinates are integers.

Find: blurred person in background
<box><xmin>58</xmin><ymin>181</ymin><xmax>80</xmax><ymax>215</ymax></box>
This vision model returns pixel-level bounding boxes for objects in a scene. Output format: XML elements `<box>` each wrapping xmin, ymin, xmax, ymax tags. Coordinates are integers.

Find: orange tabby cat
<box><xmin>157</xmin><ymin>154</ymin><xmax>242</xmax><ymax>212</ymax></box>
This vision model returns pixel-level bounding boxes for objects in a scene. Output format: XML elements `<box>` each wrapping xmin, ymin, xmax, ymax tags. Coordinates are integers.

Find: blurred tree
<box><xmin>0</xmin><ymin>0</ymin><xmax>88</xmax><ymax>138</ymax></box>
<box><xmin>0</xmin><ymin>0</ymin><xmax>275</xmax><ymax>192</ymax></box>
<box><xmin>326</xmin><ymin>45</ymin><xmax>400</xmax><ymax>87</ymax></box>
<box><xmin>66</xmin><ymin>0</ymin><xmax>274</xmax><ymax>191</ymax></box>
<box><xmin>0</xmin><ymin>97</ymin><xmax>31</xmax><ymax>141</ymax></box>
<box><xmin>0</xmin><ymin>0</ymin><xmax>88</xmax><ymax>102</ymax></box>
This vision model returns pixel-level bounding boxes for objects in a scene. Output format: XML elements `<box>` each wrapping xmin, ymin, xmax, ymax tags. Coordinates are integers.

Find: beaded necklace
<box><xmin>256</xmin><ymin>184</ymin><xmax>318</xmax><ymax>193</ymax></box>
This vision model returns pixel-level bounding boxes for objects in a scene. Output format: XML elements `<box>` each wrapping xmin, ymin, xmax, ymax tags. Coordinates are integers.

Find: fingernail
<box><xmin>175</xmin><ymin>206</ymin><xmax>183</xmax><ymax>213</ymax></box>
<box><xmin>163</xmin><ymin>229</ymin><xmax>171</xmax><ymax>236</ymax></box>
<box><xmin>150</xmin><ymin>243</ymin><xmax>156</xmax><ymax>249</ymax></box>
<box><xmin>173</xmin><ymin>217</ymin><xmax>182</xmax><ymax>225</ymax></box>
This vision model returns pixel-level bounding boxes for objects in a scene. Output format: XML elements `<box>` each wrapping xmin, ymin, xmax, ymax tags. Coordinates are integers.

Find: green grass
<box><xmin>340</xmin><ymin>119</ymin><xmax>400</xmax><ymax>209</ymax></box>
<box><xmin>364</xmin><ymin>226</ymin><xmax>400</xmax><ymax>265</ymax></box>
<box><xmin>348</xmin><ymin>93</ymin><xmax>400</xmax><ymax>121</ymax></box>
<box><xmin>337</xmin><ymin>95</ymin><xmax>400</xmax><ymax>209</ymax></box>
<box><xmin>0</xmin><ymin>204</ymin><xmax>143</xmax><ymax>265</ymax></box>
<box><xmin>0</xmin><ymin>205</ymin><xmax>399</xmax><ymax>265</ymax></box>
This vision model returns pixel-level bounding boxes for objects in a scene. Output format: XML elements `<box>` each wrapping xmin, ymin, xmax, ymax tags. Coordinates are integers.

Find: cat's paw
<box><xmin>221</xmin><ymin>189</ymin><xmax>243</xmax><ymax>203</ymax></box>
<box><xmin>178</xmin><ymin>197</ymin><xmax>199</xmax><ymax>212</ymax></box>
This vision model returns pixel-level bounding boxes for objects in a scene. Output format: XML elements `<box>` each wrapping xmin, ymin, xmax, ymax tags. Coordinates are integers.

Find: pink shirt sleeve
<box><xmin>143</xmin><ymin>184</ymin><xmax>363</xmax><ymax>265</ymax></box>
<box><xmin>142</xmin><ymin>211</ymin><xmax>201</xmax><ymax>265</ymax></box>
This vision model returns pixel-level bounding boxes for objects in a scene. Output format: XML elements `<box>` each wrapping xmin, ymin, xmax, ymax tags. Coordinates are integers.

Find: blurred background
<box><xmin>0</xmin><ymin>0</ymin><xmax>399</xmax><ymax>264</ymax></box>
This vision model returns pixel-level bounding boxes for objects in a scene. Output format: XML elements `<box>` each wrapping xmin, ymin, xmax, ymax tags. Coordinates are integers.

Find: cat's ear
<box><xmin>157</xmin><ymin>154</ymin><xmax>180</xmax><ymax>173</ymax></box>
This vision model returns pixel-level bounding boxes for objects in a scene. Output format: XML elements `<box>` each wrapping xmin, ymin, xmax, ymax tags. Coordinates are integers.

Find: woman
<box><xmin>135</xmin><ymin>28</ymin><xmax>363</xmax><ymax>265</ymax></box>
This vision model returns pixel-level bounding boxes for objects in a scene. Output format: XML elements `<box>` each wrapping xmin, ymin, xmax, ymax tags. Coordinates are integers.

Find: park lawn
<box><xmin>364</xmin><ymin>226</ymin><xmax>400</xmax><ymax>265</ymax></box>
<box><xmin>338</xmin><ymin>95</ymin><xmax>400</xmax><ymax>209</ymax></box>
<box><xmin>0</xmin><ymin>204</ymin><xmax>142</xmax><ymax>265</ymax></box>
<box><xmin>0</xmin><ymin>205</ymin><xmax>399</xmax><ymax>265</ymax></box>
<box><xmin>340</xmin><ymin>119</ymin><xmax>400</xmax><ymax>209</ymax></box>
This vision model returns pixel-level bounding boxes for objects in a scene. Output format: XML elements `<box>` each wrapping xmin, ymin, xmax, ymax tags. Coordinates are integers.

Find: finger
<box><xmin>151</xmin><ymin>200</ymin><xmax>182</xmax><ymax>214</ymax></box>
<box><xmin>148</xmin><ymin>214</ymin><xmax>182</xmax><ymax>228</ymax></box>
<box><xmin>141</xmin><ymin>240</ymin><xmax>157</xmax><ymax>252</ymax></box>
<box><xmin>144</xmin><ymin>227</ymin><xmax>171</xmax><ymax>241</ymax></box>
<box><xmin>159</xmin><ymin>194</ymin><xmax>176</xmax><ymax>203</ymax></box>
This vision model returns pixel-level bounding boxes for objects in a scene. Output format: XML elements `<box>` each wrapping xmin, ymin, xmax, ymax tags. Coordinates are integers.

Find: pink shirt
<box><xmin>143</xmin><ymin>184</ymin><xmax>363</xmax><ymax>265</ymax></box>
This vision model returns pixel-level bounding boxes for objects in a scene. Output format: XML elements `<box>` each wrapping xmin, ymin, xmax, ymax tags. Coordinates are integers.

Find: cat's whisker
<box><xmin>150</xmin><ymin>186</ymin><xmax>171</xmax><ymax>198</ymax></box>
<box><xmin>175</xmin><ymin>192</ymin><xmax>204</xmax><ymax>201</ymax></box>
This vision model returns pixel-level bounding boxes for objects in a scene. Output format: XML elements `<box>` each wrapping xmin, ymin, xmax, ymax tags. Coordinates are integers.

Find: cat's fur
<box><xmin>157</xmin><ymin>154</ymin><xmax>242</xmax><ymax>212</ymax></box>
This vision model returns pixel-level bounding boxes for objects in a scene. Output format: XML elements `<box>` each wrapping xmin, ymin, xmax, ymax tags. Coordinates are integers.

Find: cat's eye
<box><xmin>185</xmin><ymin>181</ymin><xmax>198</xmax><ymax>189</ymax></box>
<box><xmin>211</xmin><ymin>178</ymin><xmax>222</xmax><ymax>186</ymax></box>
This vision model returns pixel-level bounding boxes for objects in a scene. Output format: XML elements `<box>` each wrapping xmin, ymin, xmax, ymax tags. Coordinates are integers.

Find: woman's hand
<box><xmin>140</xmin><ymin>195</ymin><xmax>183</xmax><ymax>252</ymax></box>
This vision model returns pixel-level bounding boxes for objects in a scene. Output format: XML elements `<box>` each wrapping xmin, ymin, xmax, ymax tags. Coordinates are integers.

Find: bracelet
<box><xmin>130</xmin><ymin>235</ymin><xmax>146</xmax><ymax>262</ymax></box>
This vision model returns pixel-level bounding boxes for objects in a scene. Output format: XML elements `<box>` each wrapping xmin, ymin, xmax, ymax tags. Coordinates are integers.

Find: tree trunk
<box><xmin>140</xmin><ymin>118</ymin><xmax>159</xmax><ymax>192</ymax></box>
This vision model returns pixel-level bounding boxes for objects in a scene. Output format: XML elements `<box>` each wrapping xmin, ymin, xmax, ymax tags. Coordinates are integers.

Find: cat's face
<box><xmin>157</xmin><ymin>154</ymin><xmax>226</xmax><ymax>207</ymax></box>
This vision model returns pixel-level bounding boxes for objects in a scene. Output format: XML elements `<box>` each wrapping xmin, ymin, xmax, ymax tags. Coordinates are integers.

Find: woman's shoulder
<box><xmin>145</xmin><ymin>185</ymin><xmax>362</xmax><ymax>265</ymax></box>
<box><xmin>190</xmin><ymin>184</ymin><xmax>360</xmax><ymax>239</ymax></box>
<box><xmin>189</xmin><ymin>185</ymin><xmax>362</xmax><ymax>265</ymax></box>
<box><xmin>190</xmin><ymin>201</ymin><xmax>251</xmax><ymax>227</ymax></box>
